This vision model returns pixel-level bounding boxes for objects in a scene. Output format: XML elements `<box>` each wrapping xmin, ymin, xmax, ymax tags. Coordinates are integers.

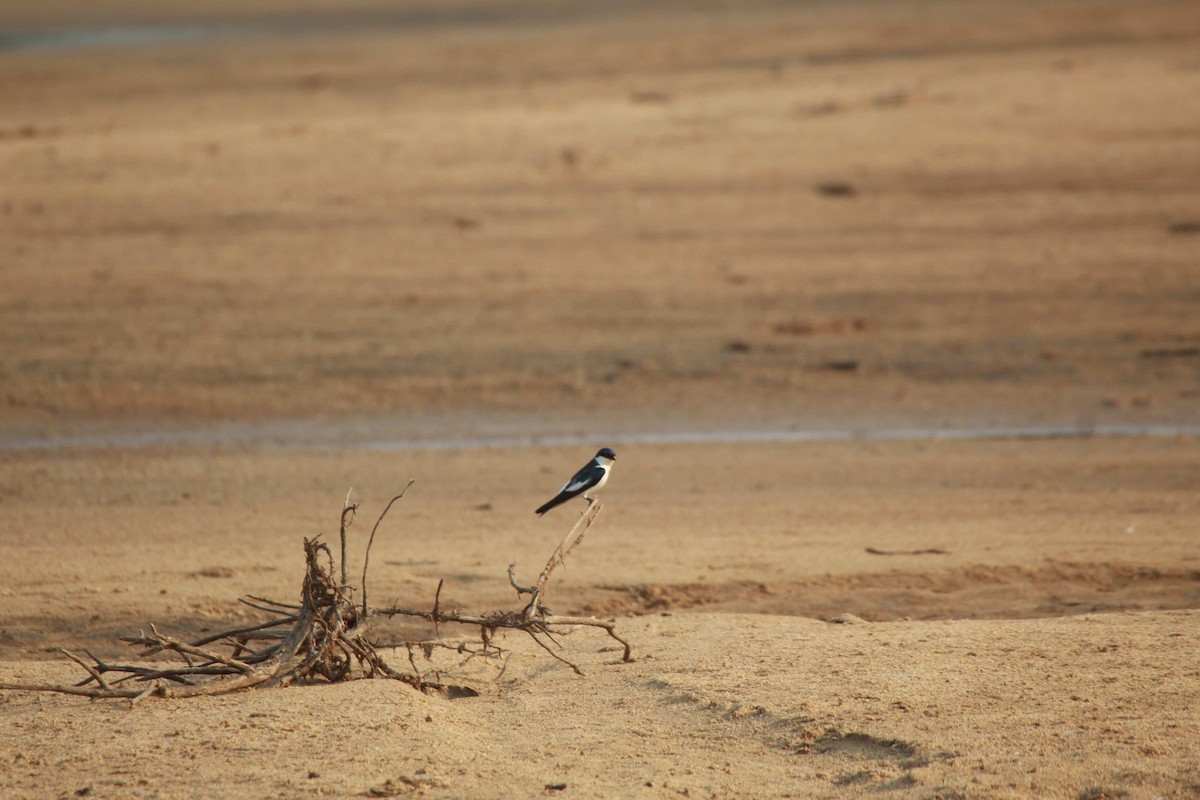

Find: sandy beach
<box><xmin>1</xmin><ymin>1</ymin><xmax>1198</xmax><ymax>797</ymax></box>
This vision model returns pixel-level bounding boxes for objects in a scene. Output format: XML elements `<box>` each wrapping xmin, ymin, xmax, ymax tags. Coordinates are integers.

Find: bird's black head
<box><xmin>596</xmin><ymin>447</ymin><xmax>617</xmax><ymax>461</ymax></box>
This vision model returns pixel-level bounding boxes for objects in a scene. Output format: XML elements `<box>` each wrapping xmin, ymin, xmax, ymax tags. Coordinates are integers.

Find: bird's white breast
<box><xmin>591</xmin><ymin>465</ymin><xmax>610</xmax><ymax>491</ymax></box>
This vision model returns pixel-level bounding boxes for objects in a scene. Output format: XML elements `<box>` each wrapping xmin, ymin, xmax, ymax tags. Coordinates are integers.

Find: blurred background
<box><xmin>2</xmin><ymin>0</ymin><xmax>1198</xmax><ymax>447</ymax></box>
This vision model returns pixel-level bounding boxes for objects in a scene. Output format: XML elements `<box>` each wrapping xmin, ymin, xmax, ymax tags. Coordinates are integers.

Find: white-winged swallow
<box><xmin>535</xmin><ymin>447</ymin><xmax>616</xmax><ymax>515</ymax></box>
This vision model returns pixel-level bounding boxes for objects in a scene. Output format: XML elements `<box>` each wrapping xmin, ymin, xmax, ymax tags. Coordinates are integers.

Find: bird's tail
<box><xmin>535</xmin><ymin>496</ymin><xmax>564</xmax><ymax>515</ymax></box>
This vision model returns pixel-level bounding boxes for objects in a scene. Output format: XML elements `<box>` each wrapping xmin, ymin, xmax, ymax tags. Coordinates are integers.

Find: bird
<box><xmin>535</xmin><ymin>447</ymin><xmax>616</xmax><ymax>515</ymax></box>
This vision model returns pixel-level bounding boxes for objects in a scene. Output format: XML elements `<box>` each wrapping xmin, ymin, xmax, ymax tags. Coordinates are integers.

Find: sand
<box><xmin>1</xmin><ymin>1</ymin><xmax>1199</xmax><ymax>797</ymax></box>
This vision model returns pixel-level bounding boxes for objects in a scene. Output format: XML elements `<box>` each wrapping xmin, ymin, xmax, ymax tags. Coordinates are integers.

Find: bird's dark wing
<box><xmin>559</xmin><ymin>461</ymin><xmax>604</xmax><ymax>494</ymax></box>
<box><xmin>535</xmin><ymin>461</ymin><xmax>604</xmax><ymax>515</ymax></box>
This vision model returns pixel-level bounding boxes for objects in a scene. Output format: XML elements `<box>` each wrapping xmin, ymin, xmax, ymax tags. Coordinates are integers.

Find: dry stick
<box><xmin>243</xmin><ymin>594</ymin><xmax>302</xmax><ymax>610</ymax></box>
<box><xmin>189</xmin><ymin>617</ymin><xmax>294</xmax><ymax>648</ymax></box>
<box><xmin>375</xmin><ymin>607</ymin><xmax>632</xmax><ymax>671</ymax></box>
<box><xmin>433</xmin><ymin>579</ymin><xmax>444</xmax><ymax>638</ymax></box>
<box><xmin>215</xmin><ymin>642</ymin><xmax>286</xmax><ymax>665</ymax></box>
<box><xmin>79</xmin><ymin>651</ymin><xmax>199</xmax><ymax>688</ymax></box>
<box><xmin>524</xmin><ymin>499</ymin><xmax>603</xmax><ymax>620</ymax></box>
<box><xmin>60</xmin><ymin>649</ymin><xmax>111</xmax><ymax>691</ymax></box>
<box><xmin>361</xmin><ymin>479</ymin><xmax>415</xmax><ymax>618</ymax></box>
<box><xmin>0</xmin><ymin>681</ymin><xmax>130</xmax><ymax>699</ymax></box>
<box><xmin>121</xmin><ymin>628</ymin><xmax>198</xmax><ymax>665</ymax></box>
<box><xmin>525</xmin><ymin>630</ymin><xmax>585</xmax><ymax>676</ymax></box>
<box><xmin>121</xmin><ymin>625</ymin><xmax>256</xmax><ymax>677</ymax></box>
<box><xmin>493</xmin><ymin>651</ymin><xmax>514</xmax><ymax>681</ymax></box>
<box><xmin>83</xmin><ymin>657</ymin><xmax>196</xmax><ymax>687</ymax></box>
<box><xmin>507</xmin><ymin>563</ymin><xmax>534</xmax><ymax>596</ymax></box>
<box><xmin>7</xmin><ymin>622</ymin><xmax>308</xmax><ymax>701</ymax></box>
<box><xmin>78</xmin><ymin>649</ymin><xmax>153</xmax><ymax>688</ymax></box>
<box><xmin>340</xmin><ymin>487</ymin><xmax>357</xmax><ymax>590</ymax></box>
<box><xmin>196</xmin><ymin>618</ymin><xmax>292</xmax><ymax>647</ymax></box>
<box><xmin>112</xmin><ymin>666</ymin><xmax>211</xmax><ymax>684</ymax></box>
<box><xmin>541</xmin><ymin>614</ymin><xmax>633</xmax><ymax>662</ymax></box>
<box><xmin>405</xmin><ymin>645</ymin><xmax>422</xmax><ymax>674</ymax></box>
<box><xmin>145</xmin><ymin>625</ymin><xmax>258</xmax><ymax>676</ymax></box>
<box><xmin>130</xmin><ymin>683</ymin><xmax>158</xmax><ymax>705</ymax></box>
<box><xmin>376</xmin><ymin>498</ymin><xmax>631</xmax><ymax>671</ymax></box>
<box><xmin>378</xmin><ymin>606</ymin><xmax>522</xmax><ymax>630</ymax></box>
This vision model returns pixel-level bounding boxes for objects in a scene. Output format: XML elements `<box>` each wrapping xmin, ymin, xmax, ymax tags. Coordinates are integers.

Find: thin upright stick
<box><xmin>361</xmin><ymin>479</ymin><xmax>415</xmax><ymax>617</ymax></box>
<box><xmin>525</xmin><ymin>499</ymin><xmax>602</xmax><ymax>620</ymax></box>
<box><xmin>340</xmin><ymin>487</ymin><xmax>357</xmax><ymax>590</ymax></box>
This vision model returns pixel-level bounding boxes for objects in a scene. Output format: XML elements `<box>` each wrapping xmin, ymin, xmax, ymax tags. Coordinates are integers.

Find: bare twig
<box><xmin>189</xmin><ymin>618</ymin><xmax>293</xmax><ymax>649</ymax></box>
<box><xmin>542</xmin><ymin>614</ymin><xmax>633</xmax><ymax>663</ymax></box>
<box><xmin>361</xmin><ymin>479</ymin><xmax>415</xmax><ymax>618</ymax></box>
<box><xmin>237</xmin><ymin>598</ymin><xmax>299</xmax><ymax>616</ymax></box>
<box><xmin>525</xmin><ymin>630</ymin><xmax>585</xmax><ymax>676</ymax></box>
<box><xmin>130</xmin><ymin>683</ymin><xmax>158</xmax><ymax>705</ymax></box>
<box><xmin>522</xmin><ymin>499</ymin><xmax>603</xmax><ymax>620</ymax></box>
<box><xmin>508</xmin><ymin>563</ymin><xmax>534</xmax><ymax>596</ymax></box>
<box><xmin>243</xmin><ymin>594</ymin><xmax>301</xmax><ymax>610</ymax></box>
<box><xmin>340</xmin><ymin>487</ymin><xmax>357</xmax><ymax>589</ymax></box>
<box><xmin>433</xmin><ymin>579</ymin><xmax>444</xmax><ymax>638</ymax></box>
<box><xmin>60</xmin><ymin>649</ymin><xmax>111</xmax><ymax>691</ymax></box>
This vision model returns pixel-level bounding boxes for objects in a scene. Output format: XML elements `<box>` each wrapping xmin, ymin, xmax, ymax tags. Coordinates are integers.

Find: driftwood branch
<box><xmin>0</xmin><ymin>485</ymin><xmax>630</xmax><ymax>701</ymax></box>
<box><xmin>378</xmin><ymin>499</ymin><xmax>631</xmax><ymax>676</ymax></box>
<box><xmin>0</xmin><ymin>537</ymin><xmax>415</xmax><ymax>702</ymax></box>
